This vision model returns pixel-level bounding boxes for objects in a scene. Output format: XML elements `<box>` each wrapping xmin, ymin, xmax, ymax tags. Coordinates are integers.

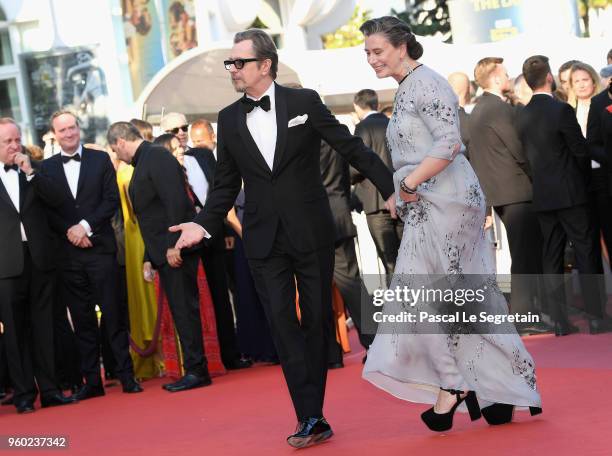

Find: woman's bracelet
<box><xmin>400</xmin><ymin>179</ymin><xmax>417</xmax><ymax>194</ymax></box>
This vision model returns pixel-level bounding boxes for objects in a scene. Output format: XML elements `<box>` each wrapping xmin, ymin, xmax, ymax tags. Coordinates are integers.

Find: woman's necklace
<box><xmin>399</xmin><ymin>63</ymin><xmax>423</xmax><ymax>85</ymax></box>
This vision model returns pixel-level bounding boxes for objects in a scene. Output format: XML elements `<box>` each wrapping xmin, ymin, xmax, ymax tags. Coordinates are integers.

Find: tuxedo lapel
<box><xmin>0</xmin><ymin>177</ymin><xmax>16</xmax><ymax>213</ymax></box>
<box><xmin>237</xmin><ymin>102</ymin><xmax>273</xmax><ymax>174</ymax></box>
<box><xmin>272</xmin><ymin>83</ymin><xmax>288</xmax><ymax>175</ymax></box>
<box><xmin>51</xmin><ymin>155</ymin><xmax>74</xmax><ymax>200</ymax></box>
<box><xmin>75</xmin><ymin>148</ymin><xmax>90</xmax><ymax>199</ymax></box>
<box><xmin>18</xmin><ymin>171</ymin><xmax>26</xmax><ymax>210</ymax></box>
<box><xmin>193</xmin><ymin>150</ymin><xmax>213</xmax><ymax>184</ymax></box>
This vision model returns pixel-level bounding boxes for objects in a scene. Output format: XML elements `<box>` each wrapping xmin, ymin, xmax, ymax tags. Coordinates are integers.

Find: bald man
<box><xmin>447</xmin><ymin>72</ymin><xmax>472</xmax><ymax>157</ymax></box>
<box><xmin>190</xmin><ymin>119</ymin><xmax>216</xmax><ymax>154</ymax></box>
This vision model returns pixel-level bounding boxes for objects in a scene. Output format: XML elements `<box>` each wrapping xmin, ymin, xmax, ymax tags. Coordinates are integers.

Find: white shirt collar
<box><xmin>532</xmin><ymin>91</ymin><xmax>553</xmax><ymax>97</ymax></box>
<box><xmin>61</xmin><ymin>144</ymin><xmax>83</xmax><ymax>157</ymax></box>
<box><xmin>484</xmin><ymin>90</ymin><xmax>504</xmax><ymax>100</ymax></box>
<box><xmin>362</xmin><ymin>110</ymin><xmax>377</xmax><ymax>119</ymax></box>
<box><xmin>246</xmin><ymin>81</ymin><xmax>275</xmax><ymax>111</ymax></box>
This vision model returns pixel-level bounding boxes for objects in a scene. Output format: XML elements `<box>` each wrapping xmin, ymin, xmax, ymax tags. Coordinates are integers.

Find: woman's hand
<box><xmin>399</xmin><ymin>177</ymin><xmax>419</xmax><ymax>203</ymax></box>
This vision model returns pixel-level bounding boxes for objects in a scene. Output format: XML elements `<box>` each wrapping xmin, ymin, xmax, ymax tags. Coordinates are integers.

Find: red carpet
<box><xmin>2</xmin><ymin>332</ymin><xmax>611</xmax><ymax>455</ymax></box>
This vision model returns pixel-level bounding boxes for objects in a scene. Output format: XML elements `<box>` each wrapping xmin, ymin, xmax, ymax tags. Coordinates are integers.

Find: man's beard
<box><xmin>232</xmin><ymin>79</ymin><xmax>246</xmax><ymax>93</ymax></box>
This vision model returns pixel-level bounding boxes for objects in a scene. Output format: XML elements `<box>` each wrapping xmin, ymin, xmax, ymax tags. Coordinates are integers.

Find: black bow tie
<box><xmin>240</xmin><ymin>95</ymin><xmax>271</xmax><ymax>113</ymax></box>
<box><xmin>183</xmin><ymin>149</ymin><xmax>194</xmax><ymax>156</ymax></box>
<box><xmin>3</xmin><ymin>164</ymin><xmax>18</xmax><ymax>172</ymax></box>
<box><xmin>62</xmin><ymin>154</ymin><xmax>81</xmax><ymax>164</ymax></box>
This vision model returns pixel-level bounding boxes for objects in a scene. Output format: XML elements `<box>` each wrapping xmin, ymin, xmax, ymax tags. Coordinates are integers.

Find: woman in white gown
<box><xmin>360</xmin><ymin>16</ymin><xmax>542</xmax><ymax>432</ymax></box>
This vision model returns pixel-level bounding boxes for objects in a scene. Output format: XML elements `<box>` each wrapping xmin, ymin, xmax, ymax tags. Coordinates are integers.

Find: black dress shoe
<box><xmin>224</xmin><ymin>358</ymin><xmax>253</xmax><ymax>370</ymax></box>
<box><xmin>121</xmin><ymin>378</ymin><xmax>144</xmax><ymax>393</ymax></box>
<box><xmin>162</xmin><ymin>374</ymin><xmax>211</xmax><ymax>392</ymax></box>
<box><xmin>589</xmin><ymin>318</ymin><xmax>612</xmax><ymax>334</ymax></box>
<box><xmin>287</xmin><ymin>417</ymin><xmax>333</xmax><ymax>448</ymax></box>
<box><xmin>15</xmin><ymin>400</ymin><xmax>35</xmax><ymax>414</ymax></box>
<box><xmin>70</xmin><ymin>383</ymin><xmax>84</xmax><ymax>395</ymax></box>
<box><xmin>554</xmin><ymin>321</ymin><xmax>579</xmax><ymax>336</ymax></box>
<box><xmin>516</xmin><ymin>322</ymin><xmax>554</xmax><ymax>336</ymax></box>
<box><xmin>73</xmin><ymin>384</ymin><xmax>105</xmax><ymax>401</ymax></box>
<box><xmin>41</xmin><ymin>393</ymin><xmax>78</xmax><ymax>408</ymax></box>
<box><xmin>2</xmin><ymin>395</ymin><xmax>14</xmax><ymax>406</ymax></box>
<box><xmin>0</xmin><ymin>387</ymin><xmax>6</xmax><ymax>399</ymax></box>
<box><xmin>328</xmin><ymin>361</ymin><xmax>344</xmax><ymax>369</ymax></box>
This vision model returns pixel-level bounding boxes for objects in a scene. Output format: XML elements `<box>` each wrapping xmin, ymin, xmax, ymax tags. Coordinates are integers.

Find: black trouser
<box><xmin>366</xmin><ymin>211</ymin><xmax>403</xmax><ymax>277</ymax></box>
<box><xmin>157</xmin><ymin>252</ymin><xmax>207</xmax><ymax>376</ymax></box>
<box><xmin>588</xmin><ymin>168</ymin><xmax>612</xmax><ymax>269</ymax></box>
<box><xmin>59</xmin><ymin>252</ymin><xmax>133</xmax><ymax>386</ymax></box>
<box><xmin>334</xmin><ymin>237</ymin><xmax>375</xmax><ymax>350</ymax></box>
<box><xmin>53</xmin><ymin>287</ymin><xmax>82</xmax><ymax>388</ymax></box>
<box><xmin>248</xmin><ymin>224</ymin><xmax>334</xmax><ymax>421</ymax></box>
<box><xmin>201</xmin><ymin>239</ymin><xmax>241</xmax><ymax>365</ymax></box>
<box><xmin>494</xmin><ymin>202</ymin><xmax>543</xmax><ymax>315</ymax></box>
<box><xmin>537</xmin><ymin>204</ymin><xmax>604</xmax><ymax>322</ymax></box>
<box><xmin>0</xmin><ymin>244</ymin><xmax>58</xmax><ymax>404</ymax></box>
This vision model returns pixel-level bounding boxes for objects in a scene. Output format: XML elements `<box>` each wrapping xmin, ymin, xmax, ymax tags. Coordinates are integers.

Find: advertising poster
<box><xmin>121</xmin><ymin>0</ymin><xmax>165</xmax><ymax>98</ymax></box>
<box><xmin>161</xmin><ymin>0</ymin><xmax>198</xmax><ymax>60</ymax></box>
<box><xmin>22</xmin><ymin>47</ymin><xmax>109</xmax><ymax>146</ymax></box>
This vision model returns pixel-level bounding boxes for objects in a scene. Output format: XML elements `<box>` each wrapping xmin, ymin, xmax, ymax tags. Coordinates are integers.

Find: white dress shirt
<box><xmin>246</xmin><ymin>82</ymin><xmax>277</xmax><ymax>171</ymax></box>
<box><xmin>61</xmin><ymin>145</ymin><xmax>92</xmax><ymax>235</ymax></box>
<box><xmin>184</xmin><ymin>155</ymin><xmax>209</xmax><ymax>206</ymax></box>
<box><xmin>0</xmin><ymin>165</ymin><xmax>27</xmax><ymax>241</ymax></box>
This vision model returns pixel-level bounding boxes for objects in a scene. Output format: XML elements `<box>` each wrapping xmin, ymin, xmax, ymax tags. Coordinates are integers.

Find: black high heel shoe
<box><xmin>421</xmin><ymin>388</ymin><xmax>482</xmax><ymax>432</ymax></box>
<box><xmin>481</xmin><ymin>403</ymin><xmax>542</xmax><ymax>425</ymax></box>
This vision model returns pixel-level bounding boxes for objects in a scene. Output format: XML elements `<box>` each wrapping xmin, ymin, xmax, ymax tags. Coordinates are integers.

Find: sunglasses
<box><xmin>166</xmin><ymin>124</ymin><xmax>189</xmax><ymax>134</ymax></box>
<box><xmin>224</xmin><ymin>58</ymin><xmax>260</xmax><ymax>70</ymax></box>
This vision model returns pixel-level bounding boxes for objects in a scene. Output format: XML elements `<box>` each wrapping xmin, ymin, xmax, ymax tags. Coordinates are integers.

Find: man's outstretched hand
<box><xmin>169</xmin><ymin>222</ymin><xmax>206</xmax><ymax>249</ymax></box>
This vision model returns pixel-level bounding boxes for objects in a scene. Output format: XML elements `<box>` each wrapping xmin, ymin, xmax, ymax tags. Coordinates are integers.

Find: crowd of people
<box><xmin>1</xmin><ymin>15</ymin><xmax>612</xmax><ymax>449</ymax></box>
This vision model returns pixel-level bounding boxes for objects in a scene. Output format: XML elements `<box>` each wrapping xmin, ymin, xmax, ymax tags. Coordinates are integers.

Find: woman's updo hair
<box><xmin>360</xmin><ymin>16</ymin><xmax>424</xmax><ymax>60</ymax></box>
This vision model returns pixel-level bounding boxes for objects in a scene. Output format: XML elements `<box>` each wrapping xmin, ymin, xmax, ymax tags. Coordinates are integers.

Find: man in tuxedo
<box><xmin>40</xmin><ymin>111</ymin><xmax>141</xmax><ymax>399</ymax></box>
<box><xmin>164</xmin><ymin>113</ymin><xmax>250</xmax><ymax>370</ymax></box>
<box><xmin>447</xmin><ymin>72</ymin><xmax>473</xmax><ymax>156</ymax></box>
<box><xmin>107</xmin><ymin>122</ymin><xmax>212</xmax><ymax>392</ymax></box>
<box><xmin>469</xmin><ymin>57</ymin><xmax>547</xmax><ymax>335</ymax></box>
<box><xmin>0</xmin><ymin>118</ymin><xmax>76</xmax><ymax>413</ymax></box>
<box><xmin>351</xmin><ymin>89</ymin><xmax>402</xmax><ymax>278</ymax></box>
<box><xmin>170</xmin><ymin>29</ymin><xmax>395</xmax><ymax>448</ymax></box>
<box><xmin>518</xmin><ymin>55</ymin><xmax>610</xmax><ymax>335</ymax></box>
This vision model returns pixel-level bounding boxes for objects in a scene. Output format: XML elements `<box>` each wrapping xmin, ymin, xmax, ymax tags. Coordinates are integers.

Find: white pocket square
<box><xmin>288</xmin><ymin>114</ymin><xmax>308</xmax><ymax>128</ymax></box>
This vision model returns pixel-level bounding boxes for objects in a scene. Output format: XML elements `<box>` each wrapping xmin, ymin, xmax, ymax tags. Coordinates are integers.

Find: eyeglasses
<box><xmin>224</xmin><ymin>58</ymin><xmax>260</xmax><ymax>70</ymax></box>
<box><xmin>166</xmin><ymin>125</ymin><xmax>189</xmax><ymax>134</ymax></box>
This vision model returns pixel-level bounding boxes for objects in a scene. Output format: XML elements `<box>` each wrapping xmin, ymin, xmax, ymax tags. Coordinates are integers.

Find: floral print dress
<box><xmin>363</xmin><ymin>65</ymin><xmax>542</xmax><ymax>411</ymax></box>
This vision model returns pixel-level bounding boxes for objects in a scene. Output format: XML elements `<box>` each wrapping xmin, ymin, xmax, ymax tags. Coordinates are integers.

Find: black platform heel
<box><xmin>421</xmin><ymin>389</ymin><xmax>482</xmax><ymax>432</ymax></box>
<box><xmin>481</xmin><ymin>403</ymin><xmax>542</xmax><ymax>425</ymax></box>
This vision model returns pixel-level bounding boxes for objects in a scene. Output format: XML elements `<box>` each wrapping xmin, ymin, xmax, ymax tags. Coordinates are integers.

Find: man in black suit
<box><xmin>586</xmin><ymin>81</ymin><xmax>612</xmax><ymax>272</ymax></box>
<box><xmin>469</xmin><ymin>57</ymin><xmax>547</xmax><ymax>334</ymax></box>
<box><xmin>163</xmin><ymin>114</ymin><xmax>250</xmax><ymax>370</ymax></box>
<box><xmin>41</xmin><ymin>111</ymin><xmax>141</xmax><ymax>399</ymax></box>
<box><xmin>320</xmin><ymin>140</ymin><xmax>375</xmax><ymax>356</ymax></box>
<box><xmin>351</xmin><ymin>89</ymin><xmax>402</xmax><ymax>278</ymax></box>
<box><xmin>447</xmin><ymin>72</ymin><xmax>473</xmax><ymax>155</ymax></box>
<box><xmin>518</xmin><ymin>55</ymin><xmax>610</xmax><ymax>335</ymax></box>
<box><xmin>107</xmin><ymin>122</ymin><xmax>212</xmax><ymax>392</ymax></box>
<box><xmin>170</xmin><ymin>29</ymin><xmax>394</xmax><ymax>448</ymax></box>
<box><xmin>0</xmin><ymin>117</ymin><xmax>76</xmax><ymax>413</ymax></box>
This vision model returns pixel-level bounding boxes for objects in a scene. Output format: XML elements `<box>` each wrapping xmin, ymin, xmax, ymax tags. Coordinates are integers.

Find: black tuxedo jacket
<box><xmin>196</xmin><ymin>83</ymin><xmax>394</xmax><ymax>259</ymax></box>
<box><xmin>319</xmin><ymin>140</ymin><xmax>356</xmax><ymax>242</ymax></box>
<box><xmin>517</xmin><ymin>94</ymin><xmax>590</xmax><ymax>211</ymax></box>
<box><xmin>467</xmin><ymin>92</ymin><xmax>532</xmax><ymax>207</ymax></box>
<box><xmin>586</xmin><ymin>89</ymin><xmax>612</xmax><ymax>192</ymax></box>
<box><xmin>351</xmin><ymin>112</ymin><xmax>393</xmax><ymax>214</ymax></box>
<box><xmin>0</xmin><ymin>166</ymin><xmax>63</xmax><ymax>278</ymax></box>
<box><xmin>41</xmin><ymin>146</ymin><xmax>119</xmax><ymax>257</ymax></box>
<box><xmin>129</xmin><ymin>141</ymin><xmax>196</xmax><ymax>268</ymax></box>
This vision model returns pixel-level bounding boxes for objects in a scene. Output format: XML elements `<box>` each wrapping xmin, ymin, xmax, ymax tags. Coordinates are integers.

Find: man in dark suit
<box><xmin>351</xmin><ymin>89</ymin><xmax>403</xmax><ymax>278</ymax></box>
<box><xmin>0</xmin><ymin>117</ymin><xmax>76</xmax><ymax>413</ymax></box>
<box><xmin>518</xmin><ymin>55</ymin><xmax>610</xmax><ymax>335</ymax></box>
<box><xmin>164</xmin><ymin>114</ymin><xmax>250</xmax><ymax>370</ymax></box>
<box><xmin>320</xmin><ymin>140</ymin><xmax>374</xmax><ymax>363</ymax></box>
<box><xmin>469</xmin><ymin>57</ymin><xmax>547</xmax><ymax>335</ymax></box>
<box><xmin>586</xmin><ymin>82</ymin><xmax>612</xmax><ymax>272</ymax></box>
<box><xmin>41</xmin><ymin>111</ymin><xmax>141</xmax><ymax>399</ymax></box>
<box><xmin>447</xmin><ymin>72</ymin><xmax>473</xmax><ymax>155</ymax></box>
<box><xmin>107</xmin><ymin>122</ymin><xmax>212</xmax><ymax>392</ymax></box>
<box><xmin>170</xmin><ymin>29</ymin><xmax>395</xmax><ymax>448</ymax></box>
